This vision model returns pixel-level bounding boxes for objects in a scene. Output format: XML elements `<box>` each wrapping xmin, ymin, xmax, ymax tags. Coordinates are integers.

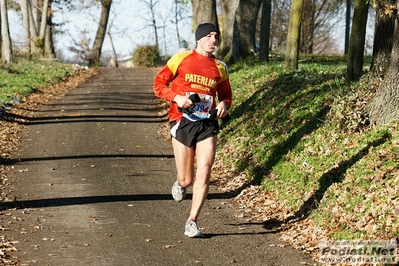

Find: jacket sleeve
<box><xmin>214</xmin><ymin>60</ymin><xmax>232</xmax><ymax>109</ymax></box>
<box><xmin>153</xmin><ymin>66</ymin><xmax>178</xmax><ymax>102</ymax></box>
<box><xmin>217</xmin><ymin>78</ymin><xmax>232</xmax><ymax>110</ymax></box>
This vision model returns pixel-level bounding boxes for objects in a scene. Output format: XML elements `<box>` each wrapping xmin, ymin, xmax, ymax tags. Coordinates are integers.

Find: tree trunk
<box><xmin>365</xmin><ymin>0</ymin><xmax>399</xmax><ymax>125</ymax></box>
<box><xmin>218</xmin><ymin>0</ymin><xmax>239</xmax><ymax>61</ymax></box>
<box><xmin>344</xmin><ymin>0</ymin><xmax>351</xmax><ymax>54</ymax></box>
<box><xmin>173</xmin><ymin>0</ymin><xmax>181</xmax><ymax>44</ymax></box>
<box><xmin>44</xmin><ymin>24</ymin><xmax>55</xmax><ymax>59</ymax></box>
<box><xmin>231</xmin><ymin>0</ymin><xmax>262</xmax><ymax>63</ymax></box>
<box><xmin>39</xmin><ymin>0</ymin><xmax>49</xmax><ymax>38</ymax></box>
<box><xmin>285</xmin><ymin>0</ymin><xmax>304</xmax><ymax>70</ymax></box>
<box><xmin>89</xmin><ymin>0</ymin><xmax>112</xmax><ymax>67</ymax></box>
<box><xmin>369</xmin><ymin>0</ymin><xmax>395</xmax><ymax>88</ymax></box>
<box><xmin>107</xmin><ymin>31</ymin><xmax>118</xmax><ymax>67</ymax></box>
<box><xmin>27</xmin><ymin>0</ymin><xmax>40</xmax><ymax>54</ymax></box>
<box><xmin>149</xmin><ymin>0</ymin><xmax>159</xmax><ymax>50</ymax></box>
<box><xmin>31</xmin><ymin>0</ymin><xmax>39</xmax><ymax>29</ymax></box>
<box><xmin>0</xmin><ymin>0</ymin><xmax>13</xmax><ymax>63</ymax></box>
<box><xmin>191</xmin><ymin>0</ymin><xmax>218</xmax><ymax>27</ymax></box>
<box><xmin>346</xmin><ymin>0</ymin><xmax>369</xmax><ymax>82</ymax></box>
<box><xmin>19</xmin><ymin>0</ymin><xmax>31</xmax><ymax>55</ymax></box>
<box><xmin>259</xmin><ymin>0</ymin><xmax>271</xmax><ymax>61</ymax></box>
<box><xmin>0</xmin><ymin>15</ymin><xmax>2</xmax><ymax>60</ymax></box>
<box><xmin>300</xmin><ymin>0</ymin><xmax>313</xmax><ymax>54</ymax></box>
<box><xmin>44</xmin><ymin>0</ymin><xmax>55</xmax><ymax>59</ymax></box>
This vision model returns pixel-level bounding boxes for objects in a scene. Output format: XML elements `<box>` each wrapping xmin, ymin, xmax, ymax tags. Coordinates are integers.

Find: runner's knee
<box><xmin>178</xmin><ymin>176</ymin><xmax>194</xmax><ymax>188</ymax></box>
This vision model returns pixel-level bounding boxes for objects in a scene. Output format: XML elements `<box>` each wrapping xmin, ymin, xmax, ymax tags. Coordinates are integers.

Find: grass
<box><xmin>2</xmin><ymin>55</ymin><xmax>398</xmax><ymax>243</ymax></box>
<box><xmin>0</xmin><ymin>57</ymin><xmax>75</xmax><ymax>104</ymax></box>
<box><xmin>218</xmin><ymin>54</ymin><xmax>399</xmax><ymax>241</ymax></box>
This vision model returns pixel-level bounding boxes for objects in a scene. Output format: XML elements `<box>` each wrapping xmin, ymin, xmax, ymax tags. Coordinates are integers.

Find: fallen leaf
<box><xmin>157</xmin><ymin>245</ymin><xmax>173</xmax><ymax>250</ymax></box>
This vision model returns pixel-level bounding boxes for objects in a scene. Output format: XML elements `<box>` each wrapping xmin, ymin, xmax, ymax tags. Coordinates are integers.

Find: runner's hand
<box><xmin>174</xmin><ymin>94</ymin><xmax>193</xmax><ymax>109</ymax></box>
<box><xmin>216</xmin><ymin>101</ymin><xmax>228</xmax><ymax>119</ymax></box>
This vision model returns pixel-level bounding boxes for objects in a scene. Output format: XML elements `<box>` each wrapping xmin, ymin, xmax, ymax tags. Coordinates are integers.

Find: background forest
<box><xmin>2</xmin><ymin>0</ymin><xmax>375</xmax><ymax>62</ymax></box>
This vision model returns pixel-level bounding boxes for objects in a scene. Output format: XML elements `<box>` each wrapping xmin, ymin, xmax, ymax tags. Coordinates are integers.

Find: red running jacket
<box><xmin>153</xmin><ymin>50</ymin><xmax>232</xmax><ymax>122</ymax></box>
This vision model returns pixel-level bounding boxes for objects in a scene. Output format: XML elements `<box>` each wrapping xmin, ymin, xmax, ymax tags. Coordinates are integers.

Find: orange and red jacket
<box><xmin>153</xmin><ymin>50</ymin><xmax>232</xmax><ymax>122</ymax></box>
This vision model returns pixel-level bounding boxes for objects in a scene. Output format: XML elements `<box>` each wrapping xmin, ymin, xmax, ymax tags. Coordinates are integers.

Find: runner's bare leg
<box><xmin>172</xmin><ymin>138</ymin><xmax>195</xmax><ymax>188</ymax></box>
<box><xmin>189</xmin><ymin>136</ymin><xmax>217</xmax><ymax>221</ymax></box>
<box><xmin>171</xmin><ymin>136</ymin><xmax>217</xmax><ymax>221</ymax></box>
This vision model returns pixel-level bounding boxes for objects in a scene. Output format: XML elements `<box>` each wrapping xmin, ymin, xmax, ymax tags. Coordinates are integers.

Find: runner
<box><xmin>153</xmin><ymin>22</ymin><xmax>233</xmax><ymax>237</ymax></box>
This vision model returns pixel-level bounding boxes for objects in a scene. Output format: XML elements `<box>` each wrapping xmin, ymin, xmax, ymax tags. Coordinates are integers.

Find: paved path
<box><xmin>4</xmin><ymin>68</ymin><xmax>317</xmax><ymax>266</ymax></box>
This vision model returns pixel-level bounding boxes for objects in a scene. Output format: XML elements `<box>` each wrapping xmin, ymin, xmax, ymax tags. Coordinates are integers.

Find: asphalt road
<box><xmin>4</xmin><ymin>68</ymin><xmax>318</xmax><ymax>266</ymax></box>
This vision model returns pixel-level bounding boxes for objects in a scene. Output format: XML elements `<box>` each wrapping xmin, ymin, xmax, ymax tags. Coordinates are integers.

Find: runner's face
<box><xmin>196</xmin><ymin>32</ymin><xmax>219</xmax><ymax>56</ymax></box>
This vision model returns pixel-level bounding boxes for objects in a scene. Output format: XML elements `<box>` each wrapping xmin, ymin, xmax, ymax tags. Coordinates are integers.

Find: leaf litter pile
<box><xmin>0</xmin><ymin>66</ymin><xmax>97</xmax><ymax>265</ymax></box>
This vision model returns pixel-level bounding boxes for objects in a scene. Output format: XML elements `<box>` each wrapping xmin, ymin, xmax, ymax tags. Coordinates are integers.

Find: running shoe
<box><xmin>172</xmin><ymin>180</ymin><xmax>186</xmax><ymax>202</ymax></box>
<box><xmin>184</xmin><ymin>220</ymin><xmax>203</xmax><ymax>238</ymax></box>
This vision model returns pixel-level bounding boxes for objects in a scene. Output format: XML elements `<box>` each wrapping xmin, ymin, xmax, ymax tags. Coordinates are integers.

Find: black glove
<box><xmin>178</xmin><ymin>94</ymin><xmax>231</xmax><ymax>122</ymax></box>
<box><xmin>208</xmin><ymin>109</ymin><xmax>231</xmax><ymax>122</ymax></box>
<box><xmin>209</xmin><ymin>109</ymin><xmax>217</xmax><ymax>120</ymax></box>
<box><xmin>178</xmin><ymin>94</ymin><xmax>201</xmax><ymax>114</ymax></box>
<box><xmin>188</xmin><ymin>93</ymin><xmax>201</xmax><ymax>103</ymax></box>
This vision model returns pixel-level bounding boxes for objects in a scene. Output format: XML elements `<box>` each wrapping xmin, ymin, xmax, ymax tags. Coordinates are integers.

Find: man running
<box><xmin>153</xmin><ymin>23</ymin><xmax>232</xmax><ymax>237</ymax></box>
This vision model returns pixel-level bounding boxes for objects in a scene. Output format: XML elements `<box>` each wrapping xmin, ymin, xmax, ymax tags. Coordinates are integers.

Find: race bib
<box><xmin>183</xmin><ymin>92</ymin><xmax>214</xmax><ymax>122</ymax></box>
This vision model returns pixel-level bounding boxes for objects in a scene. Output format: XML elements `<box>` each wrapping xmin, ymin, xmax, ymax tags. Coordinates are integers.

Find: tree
<box><xmin>270</xmin><ymin>0</ymin><xmax>291</xmax><ymax>53</ymax></box>
<box><xmin>0</xmin><ymin>13</ymin><xmax>2</xmax><ymax>59</ymax></box>
<box><xmin>17</xmin><ymin>0</ymin><xmax>55</xmax><ymax>57</ymax></box>
<box><xmin>300</xmin><ymin>0</ymin><xmax>344</xmax><ymax>54</ymax></box>
<box><xmin>29</xmin><ymin>0</ymin><xmax>50</xmax><ymax>54</ymax></box>
<box><xmin>44</xmin><ymin>4</ymin><xmax>56</xmax><ymax>59</ymax></box>
<box><xmin>105</xmin><ymin>5</ymin><xmax>120</xmax><ymax>67</ymax></box>
<box><xmin>300</xmin><ymin>0</ymin><xmax>313</xmax><ymax>54</ymax></box>
<box><xmin>89</xmin><ymin>0</ymin><xmax>112</xmax><ymax>67</ymax></box>
<box><xmin>231</xmin><ymin>0</ymin><xmax>262</xmax><ymax>62</ymax></box>
<box><xmin>172</xmin><ymin>0</ymin><xmax>191</xmax><ymax>46</ymax></box>
<box><xmin>285</xmin><ymin>0</ymin><xmax>304</xmax><ymax>70</ymax></box>
<box><xmin>19</xmin><ymin>0</ymin><xmax>30</xmax><ymax>55</ymax></box>
<box><xmin>345</xmin><ymin>0</ymin><xmax>369</xmax><ymax>81</ymax></box>
<box><xmin>345</xmin><ymin>0</ymin><xmax>351</xmax><ymax>54</ymax></box>
<box><xmin>191</xmin><ymin>0</ymin><xmax>218</xmax><ymax>27</ymax></box>
<box><xmin>148</xmin><ymin>0</ymin><xmax>160</xmax><ymax>50</ymax></box>
<box><xmin>259</xmin><ymin>0</ymin><xmax>272</xmax><ymax>61</ymax></box>
<box><xmin>369</xmin><ymin>0</ymin><xmax>395</xmax><ymax>87</ymax></box>
<box><xmin>0</xmin><ymin>0</ymin><xmax>13</xmax><ymax>63</ymax></box>
<box><xmin>365</xmin><ymin>1</ymin><xmax>399</xmax><ymax>125</ymax></box>
<box><xmin>218</xmin><ymin>0</ymin><xmax>239</xmax><ymax>61</ymax></box>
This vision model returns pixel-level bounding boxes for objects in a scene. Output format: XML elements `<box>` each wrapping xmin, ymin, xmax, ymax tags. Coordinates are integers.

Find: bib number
<box><xmin>183</xmin><ymin>92</ymin><xmax>214</xmax><ymax>122</ymax></box>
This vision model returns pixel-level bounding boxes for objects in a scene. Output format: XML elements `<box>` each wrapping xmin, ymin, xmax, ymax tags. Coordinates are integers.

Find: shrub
<box><xmin>133</xmin><ymin>45</ymin><xmax>160</xmax><ymax>68</ymax></box>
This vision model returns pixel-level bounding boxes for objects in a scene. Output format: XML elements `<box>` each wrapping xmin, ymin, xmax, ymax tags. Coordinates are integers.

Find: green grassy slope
<box><xmin>217</xmin><ymin>55</ymin><xmax>399</xmax><ymax>243</ymax></box>
<box><xmin>0</xmin><ymin>58</ymin><xmax>76</xmax><ymax>104</ymax></box>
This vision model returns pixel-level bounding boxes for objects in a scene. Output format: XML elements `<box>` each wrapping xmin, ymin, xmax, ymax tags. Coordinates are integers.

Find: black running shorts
<box><xmin>170</xmin><ymin>118</ymin><xmax>220</xmax><ymax>147</ymax></box>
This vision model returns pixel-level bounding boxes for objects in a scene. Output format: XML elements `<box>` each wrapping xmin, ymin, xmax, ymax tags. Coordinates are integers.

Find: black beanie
<box><xmin>195</xmin><ymin>23</ymin><xmax>219</xmax><ymax>41</ymax></box>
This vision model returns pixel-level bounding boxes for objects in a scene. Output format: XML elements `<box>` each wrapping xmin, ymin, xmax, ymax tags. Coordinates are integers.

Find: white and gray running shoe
<box><xmin>171</xmin><ymin>181</ymin><xmax>186</xmax><ymax>202</ymax></box>
<box><xmin>184</xmin><ymin>220</ymin><xmax>203</xmax><ymax>238</ymax></box>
